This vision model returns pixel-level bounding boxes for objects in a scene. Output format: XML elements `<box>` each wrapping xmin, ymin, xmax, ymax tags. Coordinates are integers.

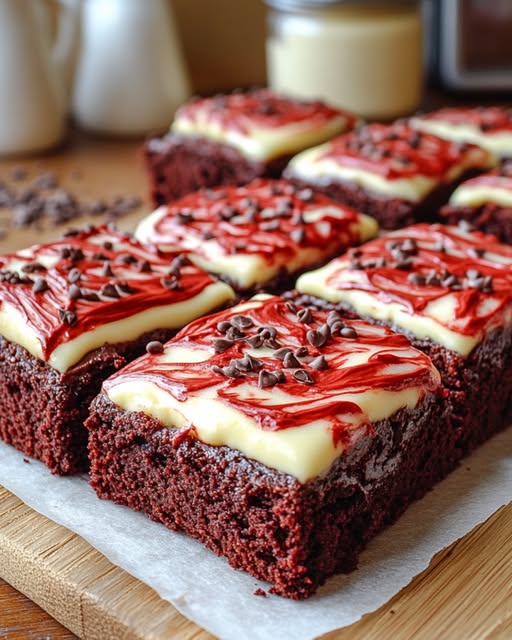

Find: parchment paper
<box><xmin>0</xmin><ymin>427</ymin><xmax>511</xmax><ymax>640</ymax></box>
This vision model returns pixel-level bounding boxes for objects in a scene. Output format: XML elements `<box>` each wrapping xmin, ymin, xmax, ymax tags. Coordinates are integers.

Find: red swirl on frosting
<box><xmin>174</xmin><ymin>88</ymin><xmax>357</xmax><ymax>135</ymax></box>
<box><xmin>104</xmin><ymin>295</ymin><xmax>439</xmax><ymax>443</ymax></box>
<box><xmin>420</xmin><ymin>107</ymin><xmax>512</xmax><ymax>135</ymax></box>
<box><xmin>318</xmin><ymin>122</ymin><xmax>490</xmax><ymax>180</ymax></box>
<box><xmin>0</xmin><ymin>225</ymin><xmax>220</xmax><ymax>360</ymax></box>
<box><xmin>325</xmin><ymin>224</ymin><xmax>512</xmax><ymax>337</ymax></box>
<box><xmin>143</xmin><ymin>179</ymin><xmax>366</xmax><ymax>266</ymax></box>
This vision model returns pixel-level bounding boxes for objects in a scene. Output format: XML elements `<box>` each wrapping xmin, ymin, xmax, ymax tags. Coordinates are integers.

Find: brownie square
<box><xmin>440</xmin><ymin>162</ymin><xmax>512</xmax><ymax>243</ymax></box>
<box><xmin>0</xmin><ymin>225</ymin><xmax>234</xmax><ymax>474</ymax></box>
<box><xmin>135</xmin><ymin>178</ymin><xmax>378</xmax><ymax>295</ymax></box>
<box><xmin>296</xmin><ymin>223</ymin><xmax>512</xmax><ymax>455</ymax></box>
<box><xmin>284</xmin><ymin>122</ymin><xmax>496</xmax><ymax>229</ymax></box>
<box><xmin>410</xmin><ymin>106</ymin><xmax>512</xmax><ymax>160</ymax></box>
<box><xmin>143</xmin><ymin>88</ymin><xmax>357</xmax><ymax>206</ymax></box>
<box><xmin>87</xmin><ymin>294</ymin><xmax>445</xmax><ymax>599</ymax></box>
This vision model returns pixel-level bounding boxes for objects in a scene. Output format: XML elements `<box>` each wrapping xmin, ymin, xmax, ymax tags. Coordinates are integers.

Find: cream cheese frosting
<box><xmin>135</xmin><ymin>179</ymin><xmax>378</xmax><ymax>289</ymax></box>
<box><xmin>285</xmin><ymin>122</ymin><xmax>496</xmax><ymax>201</ymax></box>
<box><xmin>0</xmin><ymin>226</ymin><xmax>235</xmax><ymax>373</ymax></box>
<box><xmin>296</xmin><ymin>224</ymin><xmax>512</xmax><ymax>356</ymax></box>
<box><xmin>103</xmin><ymin>294</ymin><xmax>440</xmax><ymax>482</ymax></box>
<box><xmin>449</xmin><ymin>172</ymin><xmax>512</xmax><ymax>209</ymax></box>
<box><xmin>170</xmin><ymin>88</ymin><xmax>357</xmax><ymax>163</ymax></box>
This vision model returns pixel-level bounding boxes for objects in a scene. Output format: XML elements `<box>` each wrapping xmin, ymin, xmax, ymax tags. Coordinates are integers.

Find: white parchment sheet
<box><xmin>0</xmin><ymin>427</ymin><xmax>511</xmax><ymax>640</ymax></box>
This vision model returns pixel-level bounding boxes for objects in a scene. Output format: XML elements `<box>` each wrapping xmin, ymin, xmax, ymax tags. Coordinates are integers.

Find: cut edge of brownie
<box><xmin>86</xmin><ymin>390</ymin><xmax>451</xmax><ymax>599</ymax></box>
<box><xmin>440</xmin><ymin>202</ymin><xmax>512</xmax><ymax>244</ymax></box>
<box><xmin>143</xmin><ymin>134</ymin><xmax>293</xmax><ymax>206</ymax></box>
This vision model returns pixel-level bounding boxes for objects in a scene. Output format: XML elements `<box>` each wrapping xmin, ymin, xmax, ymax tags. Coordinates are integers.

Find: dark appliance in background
<box><xmin>424</xmin><ymin>0</ymin><xmax>512</xmax><ymax>91</ymax></box>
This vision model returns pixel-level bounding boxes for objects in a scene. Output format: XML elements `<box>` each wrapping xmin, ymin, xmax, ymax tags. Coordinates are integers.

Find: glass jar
<box><xmin>265</xmin><ymin>0</ymin><xmax>424</xmax><ymax>121</ymax></box>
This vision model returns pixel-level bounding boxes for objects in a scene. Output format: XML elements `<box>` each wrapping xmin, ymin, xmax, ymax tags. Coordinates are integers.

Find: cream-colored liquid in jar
<box><xmin>266</xmin><ymin>6</ymin><xmax>423</xmax><ymax>121</ymax></box>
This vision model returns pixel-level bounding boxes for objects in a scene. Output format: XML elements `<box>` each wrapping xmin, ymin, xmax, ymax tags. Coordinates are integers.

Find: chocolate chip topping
<box><xmin>68</xmin><ymin>283</ymin><xmax>82</xmax><ymax>300</ymax></box>
<box><xmin>309</xmin><ymin>355</ymin><xmax>328</xmax><ymax>370</ymax></box>
<box><xmin>258</xmin><ymin>369</ymin><xmax>279</xmax><ymax>388</ymax></box>
<box><xmin>32</xmin><ymin>276</ymin><xmax>48</xmax><ymax>294</ymax></box>
<box><xmin>146</xmin><ymin>340</ymin><xmax>164</xmax><ymax>354</ymax></box>
<box><xmin>58</xmin><ymin>308</ymin><xmax>77</xmax><ymax>325</ymax></box>
<box><xmin>214</xmin><ymin>338</ymin><xmax>234</xmax><ymax>353</ymax></box>
<box><xmin>293</xmin><ymin>369</ymin><xmax>314</xmax><ymax>384</ymax></box>
<box><xmin>283</xmin><ymin>352</ymin><xmax>301</xmax><ymax>369</ymax></box>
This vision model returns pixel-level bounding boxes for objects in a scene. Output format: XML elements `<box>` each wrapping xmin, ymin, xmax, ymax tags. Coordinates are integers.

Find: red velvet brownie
<box><xmin>87</xmin><ymin>294</ymin><xmax>444</xmax><ymax>599</ymax></box>
<box><xmin>296</xmin><ymin>223</ymin><xmax>512</xmax><ymax>455</ymax></box>
<box><xmin>440</xmin><ymin>162</ymin><xmax>512</xmax><ymax>244</ymax></box>
<box><xmin>0</xmin><ymin>225</ymin><xmax>234</xmax><ymax>474</ymax></box>
<box><xmin>143</xmin><ymin>88</ymin><xmax>358</xmax><ymax>206</ymax></box>
<box><xmin>410</xmin><ymin>106</ymin><xmax>512</xmax><ymax>160</ymax></box>
<box><xmin>135</xmin><ymin>178</ymin><xmax>378</xmax><ymax>294</ymax></box>
<box><xmin>284</xmin><ymin>122</ymin><xmax>496</xmax><ymax>229</ymax></box>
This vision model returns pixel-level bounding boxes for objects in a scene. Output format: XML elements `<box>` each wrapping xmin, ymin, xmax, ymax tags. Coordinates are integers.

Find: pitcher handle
<box><xmin>52</xmin><ymin>0</ymin><xmax>81</xmax><ymax>99</ymax></box>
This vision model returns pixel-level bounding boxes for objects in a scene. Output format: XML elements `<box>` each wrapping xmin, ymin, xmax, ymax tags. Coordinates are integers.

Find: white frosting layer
<box><xmin>450</xmin><ymin>181</ymin><xmax>512</xmax><ymax>208</ymax></box>
<box><xmin>104</xmin><ymin>294</ymin><xmax>440</xmax><ymax>482</ymax></box>
<box><xmin>135</xmin><ymin>205</ymin><xmax>377</xmax><ymax>289</ymax></box>
<box><xmin>0</xmin><ymin>281</ymin><xmax>234</xmax><ymax>373</ymax></box>
<box><xmin>171</xmin><ymin>112</ymin><xmax>348</xmax><ymax>163</ymax></box>
<box><xmin>410</xmin><ymin>117</ymin><xmax>512</xmax><ymax>158</ymax></box>
<box><xmin>285</xmin><ymin>143</ymin><xmax>492</xmax><ymax>202</ymax></box>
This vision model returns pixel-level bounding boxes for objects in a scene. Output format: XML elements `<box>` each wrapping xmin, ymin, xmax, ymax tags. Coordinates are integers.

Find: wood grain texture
<box><xmin>0</xmin><ymin>130</ymin><xmax>511</xmax><ymax>640</ymax></box>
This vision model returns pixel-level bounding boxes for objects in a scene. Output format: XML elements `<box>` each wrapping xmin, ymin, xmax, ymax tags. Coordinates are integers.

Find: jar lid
<box><xmin>265</xmin><ymin>0</ymin><xmax>418</xmax><ymax>9</ymax></box>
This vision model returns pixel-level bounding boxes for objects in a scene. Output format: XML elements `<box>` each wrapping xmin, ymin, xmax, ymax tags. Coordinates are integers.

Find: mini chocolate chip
<box><xmin>58</xmin><ymin>308</ymin><xmax>77</xmax><ymax>325</ymax></box>
<box><xmin>67</xmin><ymin>268</ymin><xmax>81</xmax><ymax>283</ymax></box>
<box><xmin>138</xmin><ymin>260</ymin><xmax>152</xmax><ymax>273</ymax></box>
<box><xmin>219</xmin><ymin>205</ymin><xmax>238</xmax><ymax>221</ymax></box>
<box><xmin>101</xmin><ymin>262</ymin><xmax>114</xmax><ymax>277</ymax></box>
<box><xmin>296</xmin><ymin>188</ymin><xmax>314</xmax><ymax>202</ymax></box>
<box><xmin>258</xmin><ymin>325</ymin><xmax>278</xmax><ymax>339</ymax></box>
<box><xmin>22</xmin><ymin>262</ymin><xmax>46</xmax><ymax>274</ymax></box>
<box><xmin>211</xmin><ymin>365</ymin><xmax>225</xmax><ymax>375</ymax></box>
<box><xmin>466</xmin><ymin>269</ymin><xmax>480</xmax><ymax>281</ymax></box>
<box><xmin>81</xmin><ymin>290</ymin><xmax>100</xmax><ymax>302</ymax></box>
<box><xmin>247</xmin><ymin>334</ymin><xmax>264</xmax><ymax>349</ymax></box>
<box><xmin>224</xmin><ymin>362</ymin><xmax>242</xmax><ymax>378</ymax></box>
<box><xmin>309</xmin><ymin>355</ymin><xmax>328</xmax><ymax>370</ymax></box>
<box><xmin>306</xmin><ymin>329</ymin><xmax>326</xmax><ymax>348</ymax></box>
<box><xmin>161</xmin><ymin>276</ymin><xmax>181</xmax><ymax>291</ymax></box>
<box><xmin>283</xmin><ymin>352</ymin><xmax>301</xmax><ymax>368</ymax></box>
<box><xmin>274</xmin><ymin>347</ymin><xmax>292</xmax><ymax>361</ymax></box>
<box><xmin>318</xmin><ymin>323</ymin><xmax>331</xmax><ymax>341</ymax></box>
<box><xmin>214</xmin><ymin>338</ymin><xmax>234</xmax><ymax>353</ymax></box>
<box><xmin>102</xmin><ymin>241</ymin><xmax>113</xmax><ymax>250</ymax></box>
<box><xmin>68</xmin><ymin>284</ymin><xmax>82</xmax><ymax>300</ymax></box>
<box><xmin>176</xmin><ymin>211</ymin><xmax>194</xmax><ymax>224</ymax></box>
<box><xmin>237</xmin><ymin>354</ymin><xmax>263</xmax><ymax>372</ymax></box>
<box><xmin>293</xmin><ymin>369</ymin><xmax>314</xmax><ymax>384</ymax></box>
<box><xmin>285</xmin><ymin>301</ymin><xmax>297</xmax><ymax>313</ymax></box>
<box><xmin>275</xmin><ymin>370</ymin><xmax>286</xmax><ymax>383</ymax></box>
<box><xmin>340</xmin><ymin>326</ymin><xmax>358</xmax><ymax>339</ymax></box>
<box><xmin>231</xmin><ymin>315</ymin><xmax>254</xmax><ymax>330</ymax></box>
<box><xmin>202</xmin><ymin>230</ymin><xmax>215</xmax><ymax>240</ymax></box>
<box><xmin>216</xmin><ymin>320</ymin><xmax>232</xmax><ymax>334</ymax></box>
<box><xmin>329</xmin><ymin>320</ymin><xmax>346</xmax><ymax>335</ymax></box>
<box><xmin>297</xmin><ymin>308</ymin><xmax>313</xmax><ymax>323</ymax></box>
<box><xmin>426</xmin><ymin>272</ymin><xmax>441</xmax><ymax>286</ymax></box>
<box><xmin>326</xmin><ymin>311</ymin><xmax>342</xmax><ymax>326</ymax></box>
<box><xmin>146</xmin><ymin>340</ymin><xmax>164</xmax><ymax>354</ymax></box>
<box><xmin>258</xmin><ymin>370</ymin><xmax>278</xmax><ymax>388</ymax></box>
<box><xmin>407</xmin><ymin>272</ymin><xmax>426</xmax><ymax>286</ymax></box>
<box><xmin>32</xmin><ymin>276</ymin><xmax>48</xmax><ymax>294</ymax></box>
<box><xmin>294</xmin><ymin>346</ymin><xmax>309</xmax><ymax>358</ymax></box>
<box><xmin>100</xmin><ymin>283</ymin><xmax>120</xmax><ymax>298</ymax></box>
<box><xmin>469</xmin><ymin>247</ymin><xmax>485</xmax><ymax>258</ymax></box>
<box><xmin>225</xmin><ymin>326</ymin><xmax>245</xmax><ymax>341</ymax></box>
<box><xmin>116</xmin><ymin>254</ymin><xmax>137</xmax><ymax>265</ymax></box>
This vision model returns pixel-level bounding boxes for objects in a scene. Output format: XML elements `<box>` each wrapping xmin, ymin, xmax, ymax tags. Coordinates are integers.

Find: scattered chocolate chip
<box><xmin>309</xmin><ymin>355</ymin><xmax>328</xmax><ymax>370</ymax></box>
<box><xmin>273</xmin><ymin>347</ymin><xmax>292</xmax><ymax>361</ymax></box>
<box><xmin>219</xmin><ymin>205</ymin><xmax>238</xmax><ymax>221</ymax></box>
<box><xmin>22</xmin><ymin>262</ymin><xmax>46</xmax><ymax>274</ymax></box>
<box><xmin>306</xmin><ymin>329</ymin><xmax>326</xmax><ymax>348</ymax></box>
<box><xmin>176</xmin><ymin>210</ymin><xmax>194</xmax><ymax>224</ymax></box>
<box><xmin>146</xmin><ymin>340</ymin><xmax>164</xmax><ymax>354</ymax></box>
<box><xmin>81</xmin><ymin>290</ymin><xmax>100</xmax><ymax>302</ymax></box>
<box><xmin>258</xmin><ymin>369</ymin><xmax>278</xmax><ymax>388</ymax></box>
<box><xmin>214</xmin><ymin>338</ymin><xmax>234</xmax><ymax>353</ymax></box>
<box><xmin>296</xmin><ymin>188</ymin><xmax>314</xmax><ymax>202</ymax></box>
<box><xmin>217</xmin><ymin>320</ymin><xmax>232</xmax><ymax>334</ymax></box>
<box><xmin>285</xmin><ymin>301</ymin><xmax>297</xmax><ymax>313</ymax></box>
<box><xmin>231</xmin><ymin>315</ymin><xmax>254</xmax><ymax>330</ymax></box>
<box><xmin>33</xmin><ymin>172</ymin><xmax>58</xmax><ymax>190</ymax></box>
<box><xmin>160</xmin><ymin>276</ymin><xmax>181</xmax><ymax>291</ymax></box>
<box><xmin>115</xmin><ymin>253</ymin><xmax>137</xmax><ymax>265</ymax></box>
<box><xmin>237</xmin><ymin>354</ymin><xmax>263</xmax><ymax>372</ymax></box>
<box><xmin>340</xmin><ymin>326</ymin><xmax>358</xmax><ymax>339</ymax></box>
<box><xmin>283</xmin><ymin>352</ymin><xmax>301</xmax><ymax>368</ymax></box>
<box><xmin>58</xmin><ymin>308</ymin><xmax>77</xmax><ymax>325</ymax></box>
<box><xmin>67</xmin><ymin>268</ymin><xmax>81</xmax><ymax>283</ymax></box>
<box><xmin>258</xmin><ymin>325</ymin><xmax>278</xmax><ymax>339</ymax></box>
<box><xmin>32</xmin><ymin>276</ymin><xmax>48</xmax><ymax>294</ymax></box>
<box><xmin>297</xmin><ymin>308</ymin><xmax>313</xmax><ymax>323</ymax></box>
<box><xmin>100</xmin><ymin>283</ymin><xmax>120</xmax><ymax>298</ymax></box>
<box><xmin>224</xmin><ymin>362</ymin><xmax>242</xmax><ymax>378</ymax></box>
<box><xmin>293</xmin><ymin>369</ymin><xmax>314</xmax><ymax>384</ymax></box>
<box><xmin>101</xmin><ymin>262</ymin><xmax>114</xmax><ymax>277</ymax></box>
<box><xmin>469</xmin><ymin>247</ymin><xmax>485</xmax><ymax>258</ymax></box>
<box><xmin>407</xmin><ymin>272</ymin><xmax>426</xmax><ymax>286</ymax></box>
<box><xmin>137</xmin><ymin>260</ymin><xmax>152</xmax><ymax>273</ymax></box>
<box><xmin>225</xmin><ymin>326</ymin><xmax>245</xmax><ymax>341</ymax></box>
<box><xmin>294</xmin><ymin>346</ymin><xmax>309</xmax><ymax>358</ymax></box>
<box><xmin>246</xmin><ymin>334</ymin><xmax>264</xmax><ymax>349</ymax></box>
<box><xmin>68</xmin><ymin>283</ymin><xmax>82</xmax><ymax>300</ymax></box>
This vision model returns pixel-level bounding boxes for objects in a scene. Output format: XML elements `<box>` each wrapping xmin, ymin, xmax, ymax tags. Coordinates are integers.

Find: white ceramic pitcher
<box><xmin>0</xmin><ymin>0</ymin><xmax>79</xmax><ymax>156</ymax></box>
<box><xmin>72</xmin><ymin>0</ymin><xmax>191</xmax><ymax>136</ymax></box>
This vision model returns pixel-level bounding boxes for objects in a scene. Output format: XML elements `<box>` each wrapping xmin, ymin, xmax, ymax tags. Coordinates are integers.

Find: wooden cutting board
<box><xmin>0</xmin><ymin>131</ymin><xmax>511</xmax><ymax>639</ymax></box>
<box><xmin>1</xmin><ymin>485</ymin><xmax>512</xmax><ymax>640</ymax></box>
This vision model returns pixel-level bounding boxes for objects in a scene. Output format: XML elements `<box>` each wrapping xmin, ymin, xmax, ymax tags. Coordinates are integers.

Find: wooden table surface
<box><xmin>0</xmin><ymin>129</ymin><xmax>511</xmax><ymax>640</ymax></box>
